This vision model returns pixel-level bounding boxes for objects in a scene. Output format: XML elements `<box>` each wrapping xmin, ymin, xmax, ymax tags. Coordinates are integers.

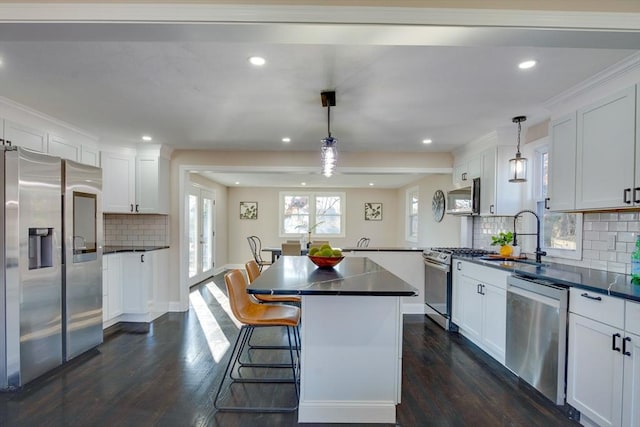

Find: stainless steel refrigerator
<box><xmin>62</xmin><ymin>159</ymin><xmax>103</xmax><ymax>362</ymax></box>
<box><xmin>0</xmin><ymin>147</ymin><xmax>102</xmax><ymax>390</ymax></box>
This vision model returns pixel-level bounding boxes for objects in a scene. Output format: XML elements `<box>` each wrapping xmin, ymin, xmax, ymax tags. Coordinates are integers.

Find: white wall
<box><xmin>227</xmin><ymin>186</ymin><xmax>400</xmax><ymax>265</ymax></box>
<box><xmin>398</xmin><ymin>174</ymin><xmax>461</xmax><ymax>248</ymax></box>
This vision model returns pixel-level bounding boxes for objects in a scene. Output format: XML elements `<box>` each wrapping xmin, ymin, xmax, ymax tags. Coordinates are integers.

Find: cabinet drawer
<box><xmin>626</xmin><ymin>299</ymin><xmax>640</xmax><ymax>336</ymax></box>
<box><xmin>455</xmin><ymin>260</ymin><xmax>509</xmax><ymax>290</ymax></box>
<box><xmin>569</xmin><ymin>288</ymin><xmax>624</xmax><ymax>329</ymax></box>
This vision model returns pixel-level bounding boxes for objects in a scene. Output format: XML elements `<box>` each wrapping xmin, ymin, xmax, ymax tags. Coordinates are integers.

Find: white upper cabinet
<box><xmin>101</xmin><ymin>151</ymin><xmax>136</xmax><ymax>213</ymax></box>
<box><xmin>548</xmin><ymin>113</ymin><xmax>577</xmax><ymax>211</ymax></box>
<box><xmin>2</xmin><ymin>119</ymin><xmax>46</xmax><ymax>152</ymax></box>
<box><xmin>47</xmin><ymin>134</ymin><xmax>79</xmax><ymax>162</ymax></box>
<box><xmin>135</xmin><ymin>154</ymin><xmax>169</xmax><ymax>214</ymax></box>
<box><xmin>81</xmin><ymin>145</ymin><xmax>99</xmax><ymax>167</ymax></box>
<box><xmin>452</xmin><ymin>156</ymin><xmax>481</xmax><ymax>188</ymax></box>
<box><xmin>576</xmin><ymin>85</ymin><xmax>637</xmax><ymax>209</ymax></box>
<box><xmin>480</xmin><ymin>146</ymin><xmax>520</xmax><ymax>216</ymax></box>
<box><xmin>101</xmin><ymin>146</ymin><xmax>170</xmax><ymax>214</ymax></box>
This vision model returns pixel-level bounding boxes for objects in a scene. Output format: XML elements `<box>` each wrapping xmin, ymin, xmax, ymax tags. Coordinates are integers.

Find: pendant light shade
<box><xmin>509</xmin><ymin>116</ymin><xmax>527</xmax><ymax>183</ymax></box>
<box><xmin>320</xmin><ymin>91</ymin><xmax>337</xmax><ymax>178</ymax></box>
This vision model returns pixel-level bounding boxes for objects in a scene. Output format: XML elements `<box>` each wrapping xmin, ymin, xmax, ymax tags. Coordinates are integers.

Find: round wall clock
<box><xmin>432</xmin><ymin>190</ymin><xmax>445</xmax><ymax>222</ymax></box>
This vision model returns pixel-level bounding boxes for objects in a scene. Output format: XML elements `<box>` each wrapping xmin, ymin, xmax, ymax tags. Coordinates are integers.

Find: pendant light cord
<box><xmin>516</xmin><ymin>120</ymin><xmax>521</xmax><ymax>154</ymax></box>
<box><xmin>327</xmin><ymin>103</ymin><xmax>332</xmax><ymax>137</ymax></box>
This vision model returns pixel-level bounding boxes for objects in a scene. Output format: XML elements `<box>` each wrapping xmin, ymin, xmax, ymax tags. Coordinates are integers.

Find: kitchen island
<box><xmin>247</xmin><ymin>256</ymin><xmax>418</xmax><ymax>424</ymax></box>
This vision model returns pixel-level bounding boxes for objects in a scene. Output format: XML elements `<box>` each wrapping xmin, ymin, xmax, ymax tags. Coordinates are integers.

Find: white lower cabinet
<box><xmin>567</xmin><ymin>291</ymin><xmax>640</xmax><ymax>427</ymax></box>
<box><xmin>103</xmin><ymin>253</ymin><xmax>123</xmax><ymax>326</ymax></box>
<box><xmin>102</xmin><ymin>249</ymin><xmax>168</xmax><ymax>327</ymax></box>
<box><xmin>453</xmin><ymin>260</ymin><xmax>508</xmax><ymax>364</ymax></box>
<box><xmin>568</xmin><ymin>313</ymin><xmax>624</xmax><ymax>427</ymax></box>
<box><xmin>122</xmin><ymin>252</ymin><xmax>154</xmax><ymax>314</ymax></box>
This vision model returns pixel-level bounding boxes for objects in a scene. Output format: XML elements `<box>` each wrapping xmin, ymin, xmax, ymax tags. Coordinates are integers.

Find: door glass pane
<box><xmin>188</xmin><ymin>194</ymin><xmax>198</xmax><ymax>278</ymax></box>
<box><xmin>201</xmin><ymin>197</ymin><xmax>213</xmax><ymax>273</ymax></box>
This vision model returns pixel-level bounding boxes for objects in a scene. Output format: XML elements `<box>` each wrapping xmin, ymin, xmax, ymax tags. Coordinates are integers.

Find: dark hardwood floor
<box><xmin>0</xmin><ymin>271</ymin><xmax>580</xmax><ymax>426</ymax></box>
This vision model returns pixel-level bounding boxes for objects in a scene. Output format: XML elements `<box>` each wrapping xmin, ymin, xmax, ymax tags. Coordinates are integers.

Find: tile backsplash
<box><xmin>473</xmin><ymin>211</ymin><xmax>640</xmax><ymax>275</ymax></box>
<box><xmin>104</xmin><ymin>214</ymin><xmax>169</xmax><ymax>247</ymax></box>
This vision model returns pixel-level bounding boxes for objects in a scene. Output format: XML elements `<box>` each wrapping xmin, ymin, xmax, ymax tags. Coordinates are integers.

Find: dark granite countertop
<box><xmin>455</xmin><ymin>255</ymin><xmax>640</xmax><ymax>303</ymax></box>
<box><xmin>104</xmin><ymin>245</ymin><xmax>170</xmax><ymax>254</ymax></box>
<box><xmin>247</xmin><ymin>256</ymin><xmax>418</xmax><ymax>296</ymax></box>
<box><xmin>342</xmin><ymin>247</ymin><xmax>426</xmax><ymax>252</ymax></box>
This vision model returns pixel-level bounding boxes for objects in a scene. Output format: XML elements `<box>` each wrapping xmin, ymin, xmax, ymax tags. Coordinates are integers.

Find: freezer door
<box><xmin>2</xmin><ymin>148</ymin><xmax>63</xmax><ymax>389</ymax></box>
<box><xmin>63</xmin><ymin>160</ymin><xmax>103</xmax><ymax>361</ymax></box>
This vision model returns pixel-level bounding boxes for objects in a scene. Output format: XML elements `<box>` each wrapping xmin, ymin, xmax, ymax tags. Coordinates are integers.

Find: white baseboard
<box><xmin>298</xmin><ymin>400</ymin><xmax>396</xmax><ymax>424</ymax></box>
<box><xmin>402</xmin><ymin>302</ymin><xmax>425</xmax><ymax>314</ymax></box>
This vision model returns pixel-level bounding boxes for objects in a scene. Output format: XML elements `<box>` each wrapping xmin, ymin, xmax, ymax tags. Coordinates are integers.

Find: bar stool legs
<box><xmin>213</xmin><ymin>324</ymin><xmax>300</xmax><ymax>412</ymax></box>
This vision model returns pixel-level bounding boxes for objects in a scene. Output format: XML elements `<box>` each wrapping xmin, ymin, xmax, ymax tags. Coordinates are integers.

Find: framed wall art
<box><xmin>364</xmin><ymin>202</ymin><xmax>382</xmax><ymax>221</ymax></box>
<box><xmin>239</xmin><ymin>201</ymin><xmax>258</xmax><ymax>220</ymax></box>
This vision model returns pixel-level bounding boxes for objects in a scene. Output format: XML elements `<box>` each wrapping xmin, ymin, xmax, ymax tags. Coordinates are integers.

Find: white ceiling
<box><xmin>0</xmin><ymin>21</ymin><xmax>638</xmax><ymax>187</ymax></box>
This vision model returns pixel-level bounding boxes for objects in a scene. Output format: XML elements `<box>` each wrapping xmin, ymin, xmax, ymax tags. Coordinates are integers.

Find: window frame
<box><xmin>534</xmin><ymin>143</ymin><xmax>583</xmax><ymax>260</ymax></box>
<box><xmin>405</xmin><ymin>186</ymin><xmax>419</xmax><ymax>243</ymax></box>
<box><xmin>279</xmin><ymin>191</ymin><xmax>346</xmax><ymax>238</ymax></box>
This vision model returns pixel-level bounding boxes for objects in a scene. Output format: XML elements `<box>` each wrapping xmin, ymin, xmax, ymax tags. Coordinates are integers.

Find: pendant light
<box><xmin>320</xmin><ymin>91</ymin><xmax>337</xmax><ymax>178</ymax></box>
<box><xmin>509</xmin><ymin>116</ymin><xmax>527</xmax><ymax>183</ymax></box>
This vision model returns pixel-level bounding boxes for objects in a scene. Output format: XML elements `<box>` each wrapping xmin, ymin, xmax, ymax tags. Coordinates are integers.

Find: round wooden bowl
<box><xmin>308</xmin><ymin>255</ymin><xmax>344</xmax><ymax>268</ymax></box>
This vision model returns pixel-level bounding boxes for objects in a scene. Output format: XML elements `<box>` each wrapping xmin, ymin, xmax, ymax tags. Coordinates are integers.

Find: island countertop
<box><xmin>247</xmin><ymin>256</ymin><xmax>418</xmax><ymax>297</ymax></box>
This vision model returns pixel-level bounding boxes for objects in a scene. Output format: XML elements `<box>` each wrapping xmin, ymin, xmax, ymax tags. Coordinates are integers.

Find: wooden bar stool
<box><xmin>213</xmin><ymin>269</ymin><xmax>300</xmax><ymax>413</ymax></box>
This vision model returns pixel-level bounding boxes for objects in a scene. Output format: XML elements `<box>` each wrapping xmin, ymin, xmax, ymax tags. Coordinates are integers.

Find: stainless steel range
<box><xmin>423</xmin><ymin>247</ymin><xmax>494</xmax><ymax>330</ymax></box>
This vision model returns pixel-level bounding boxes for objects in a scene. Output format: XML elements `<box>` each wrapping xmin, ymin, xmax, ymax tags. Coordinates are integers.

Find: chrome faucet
<box><xmin>513</xmin><ymin>210</ymin><xmax>547</xmax><ymax>264</ymax></box>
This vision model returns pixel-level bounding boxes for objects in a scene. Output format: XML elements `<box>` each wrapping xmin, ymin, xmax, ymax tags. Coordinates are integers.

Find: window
<box><xmin>535</xmin><ymin>145</ymin><xmax>582</xmax><ymax>259</ymax></box>
<box><xmin>406</xmin><ymin>186</ymin><xmax>419</xmax><ymax>242</ymax></box>
<box><xmin>280</xmin><ymin>192</ymin><xmax>345</xmax><ymax>238</ymax></box>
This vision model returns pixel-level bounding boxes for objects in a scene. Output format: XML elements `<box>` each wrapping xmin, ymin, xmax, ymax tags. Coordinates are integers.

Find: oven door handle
<box><xmin>423</xmin><ymin>258</ymin><xmax>450</xmax><ymax>272</ymax></box>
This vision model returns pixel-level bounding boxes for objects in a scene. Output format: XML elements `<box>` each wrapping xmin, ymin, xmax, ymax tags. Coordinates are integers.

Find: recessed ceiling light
<box><xmin>369</xmin><ymin>182</ymin><xmax>375</xmax><ymax>186</ymax></box>
<box><xmin>301</xmin><ymin>182</ymin><xmax>307</xmax><ymax>186</ymax></box>
<box><xmin>422</xmin><ymin>139</ymin><xmax>432</xmax><ymax>144</ymax></box>
<box><xmin>235</xmin><ymin>181</ymin><xmax>240</xmax><ymax>185</ymax></box>
<box><xmin>282</xmin><ymin>137</ymin><xmax>291</xmax><ymax>143</ymax></box>
<box><xmin>141</xmin><ymin>135</ymin><xmax>152</xmax><ymax>142</ymax></box>
<box><xmin>518</xmin><ymin>60</ymin><xmax>537</xmax><ymax>69</ymax></box>
<box><xmin>248</xmin><ymin>56</ymin><xmax>266</xmax><ymax>66</ymax></box>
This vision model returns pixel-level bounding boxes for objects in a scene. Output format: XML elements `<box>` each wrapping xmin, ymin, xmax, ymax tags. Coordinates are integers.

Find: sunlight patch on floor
<box><xmin>206</xmin><ymin>282</ymin><xmax>242</xmax><ymax>329</ymax></box>
<box><xmin>189</xmin><ymin>289</ymin><xmax>230</xmax><ymax>363</ymax></box>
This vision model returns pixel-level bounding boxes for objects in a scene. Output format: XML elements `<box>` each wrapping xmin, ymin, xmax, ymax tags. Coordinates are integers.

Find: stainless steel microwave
<box><xmin>446</xmin><ymin>177</ymin><xmax>480</xmax><ymax>215</ymax></box>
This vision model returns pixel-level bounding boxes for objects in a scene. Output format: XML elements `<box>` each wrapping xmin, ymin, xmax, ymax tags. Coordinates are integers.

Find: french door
<box><xmin>188</xmin><ymin>186</ymin><xmax>215</xmax><ymax>286</ymax></box>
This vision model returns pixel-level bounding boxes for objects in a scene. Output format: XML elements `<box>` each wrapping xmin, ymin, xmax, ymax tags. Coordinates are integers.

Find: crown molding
<box><xmin>543</xmin><ymin>51</ymin><xmax>640</xmax><ymax>109</ymax></box>
<box><xmin>0</xmin><ymin>3</ymin><xmax>639</xmax><ymax>31</ymax></box>
<box><xmin>0</xmin><ymin>95</ymin><xmax>98</xmax><ymax>140</ymax></box>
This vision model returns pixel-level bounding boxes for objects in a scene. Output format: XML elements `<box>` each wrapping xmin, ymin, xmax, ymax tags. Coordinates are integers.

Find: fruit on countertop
<box><xmin>309</xmin><ymin>243</ymin><xmax>342</xmax><ymax>257</ymax></box>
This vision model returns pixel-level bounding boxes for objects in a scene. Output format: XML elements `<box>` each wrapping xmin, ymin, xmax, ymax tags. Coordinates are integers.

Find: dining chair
<box><xmin>281</xmin><ymin>242</ymin><xmax>302</xmax><ymax>256</ymax></box>
<box><xmin>245</xmin><ymin>260</ymin><xmax>301</xmax><ymax>305</ymax></box>
<box><xmin>213</xmin><ymin>269</ymin><xmax>300</xmax><ymax>412</ymax></box>
<box><xmin>247</xmin><ymin>235</ymin><xmax>270</xmax><ymax>271</ymax></box>
<box><xmin>357</xmin><ymin>237</ymin><xmax>371</xmax><ymax>248</ymax></box>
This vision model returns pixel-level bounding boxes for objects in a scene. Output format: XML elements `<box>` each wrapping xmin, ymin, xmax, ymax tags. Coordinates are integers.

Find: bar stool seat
<box><xmin>245</xmin><ymin>260</ymin><xmax>301</xmax><ymax>304</ymax></box>
<box><xmin>213</xmin><ymin>269</ymin><xmax>300</xmax><ymax>413</ymax></box>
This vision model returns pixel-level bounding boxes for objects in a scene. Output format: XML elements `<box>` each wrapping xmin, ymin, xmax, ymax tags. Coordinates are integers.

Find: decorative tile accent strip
<box><xmin>104</xmin><ymin>214</ymin><xmax>169</xmax><ymax>247</ymax></box>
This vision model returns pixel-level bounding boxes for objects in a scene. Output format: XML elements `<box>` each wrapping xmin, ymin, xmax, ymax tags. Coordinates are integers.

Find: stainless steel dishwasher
<box><xmin>506</xmin><ymin>275</ymin><xmax>569</xmax><ymax>405</ymax></box>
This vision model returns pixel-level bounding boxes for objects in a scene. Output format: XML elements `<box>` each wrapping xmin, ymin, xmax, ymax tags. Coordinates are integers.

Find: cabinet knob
<box><xmin>489</xmin><ymin>204</ymin><xmax>495</xmax><ymax>214</ymax></box>
<box><xmin>140</xmin><ymin>254</ymin><xmax>145</xmax><ymax>263</ymax></box>
<box><xmin>456</xmin><ymin>261</ymin><xmax>461</xmax><ymax>271</ymax></box>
